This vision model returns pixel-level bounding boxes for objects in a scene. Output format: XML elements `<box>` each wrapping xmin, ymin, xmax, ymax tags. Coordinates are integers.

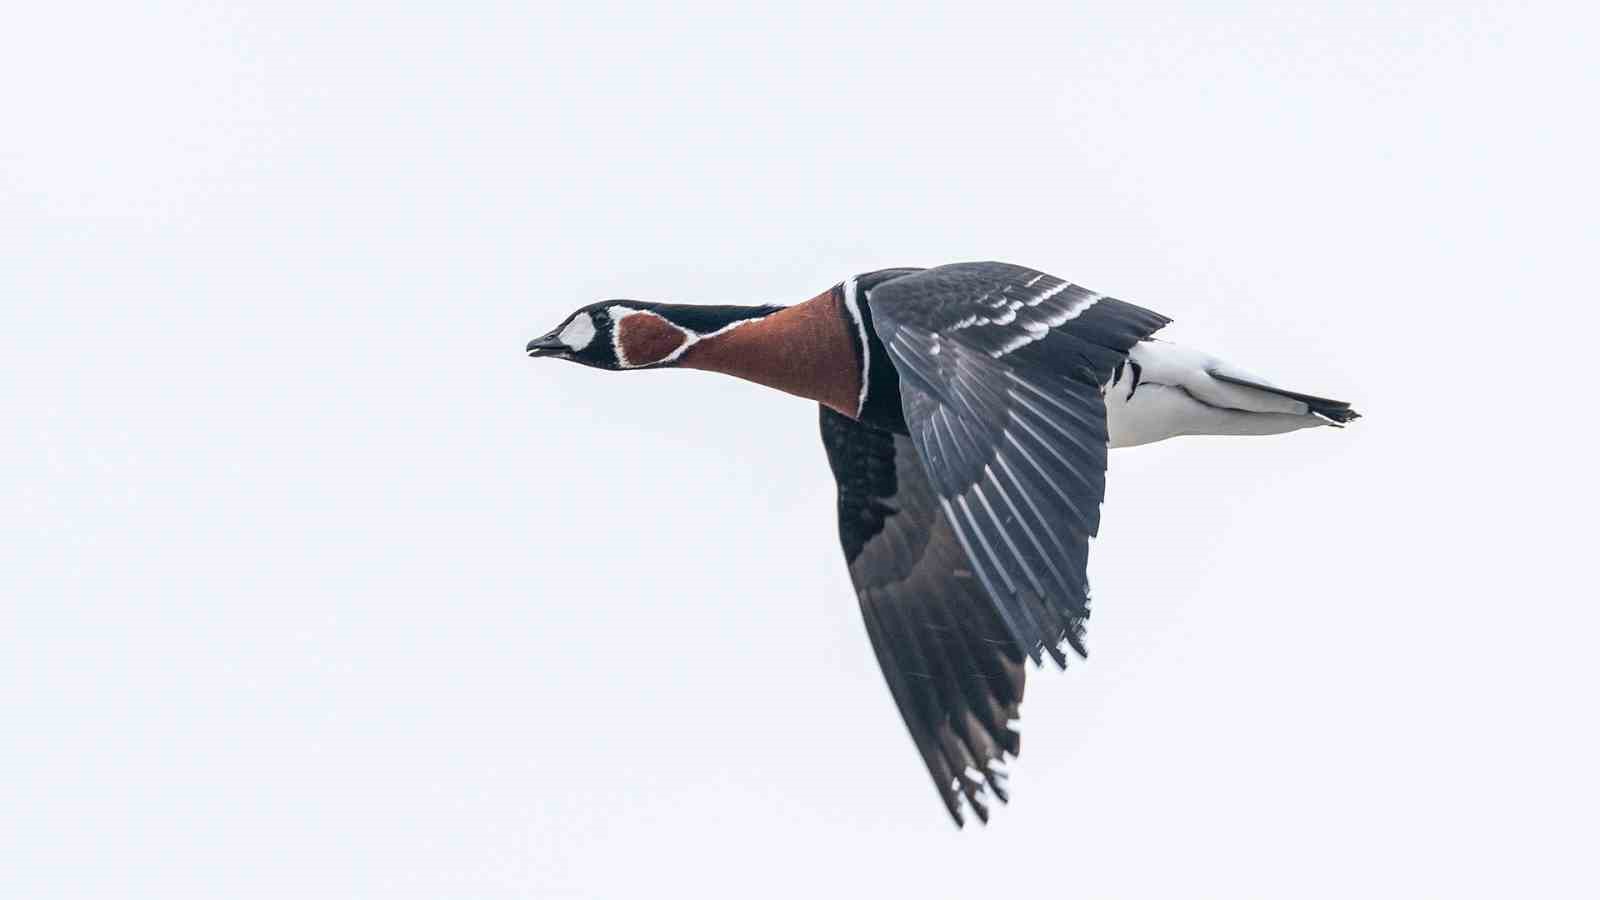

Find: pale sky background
<box><xmin>3</xmin><ymin>2</ymin><xmax>1596</xmax><ymax>897</ymax></box>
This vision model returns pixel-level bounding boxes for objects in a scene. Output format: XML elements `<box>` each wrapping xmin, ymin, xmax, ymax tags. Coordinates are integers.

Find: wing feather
<box><xmin>866</xmin><ymin>262</ymin><xmax>1172</xmax><ymax>662</ymax></box>
<box><xmin>820</xmin><ymin>262</ymin><xmax>1171</xmax><ymax>823</ymax></box>
<box><xmin>819</xmin><ymin>407</ymin><xmax>1025</xmax><ymax>826</ymax></box>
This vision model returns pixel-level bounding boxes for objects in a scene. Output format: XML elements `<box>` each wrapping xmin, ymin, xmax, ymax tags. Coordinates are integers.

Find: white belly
<box><xmin>1104</xmin><ymin>341</ymin><xmax>1322</xmax><ymax>448</ymax></box>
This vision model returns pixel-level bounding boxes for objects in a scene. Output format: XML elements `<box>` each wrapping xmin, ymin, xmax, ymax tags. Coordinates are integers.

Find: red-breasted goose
<box><xmin>525</xmin><ymin>261</ymin><xmax>1359</xmax><ymax>825</ymax></box>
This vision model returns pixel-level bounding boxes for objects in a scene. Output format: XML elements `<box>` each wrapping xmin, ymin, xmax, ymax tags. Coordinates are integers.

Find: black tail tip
<box><xmin>1313</xmin><ymin>404</ymin><xmax>1361</xmax><ymax>425</ymax></box>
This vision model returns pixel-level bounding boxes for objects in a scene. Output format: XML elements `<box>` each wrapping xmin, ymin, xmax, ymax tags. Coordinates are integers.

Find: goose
<box><xmin>526</xmin><ymin>261</ymin><xmax>1358</xmax><ymax>825</ymax></box>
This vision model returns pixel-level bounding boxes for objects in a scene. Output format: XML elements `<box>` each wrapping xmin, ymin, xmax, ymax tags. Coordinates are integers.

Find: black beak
<box><xmin>525</xmin><ymin>332</ymin><xmax>567</xmax><ymax>357</ymax></box>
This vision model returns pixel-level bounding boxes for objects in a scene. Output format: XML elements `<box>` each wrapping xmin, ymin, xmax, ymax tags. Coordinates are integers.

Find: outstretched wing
<box><xmin>865</xmin><ymin>262</ymin><xmax>1172</xmax><ymax>664</ymax></box>
<box><xmin>820</xmin><ymin>406</ymin><xmax>1026</xmax><ymax>826</ymax></box>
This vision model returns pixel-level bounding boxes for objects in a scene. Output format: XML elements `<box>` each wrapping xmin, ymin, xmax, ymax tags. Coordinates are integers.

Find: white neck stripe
<box><xmin>840</xmin><ymin>277</ymin><xmax>870</xmax><ymax>418</ymax></box>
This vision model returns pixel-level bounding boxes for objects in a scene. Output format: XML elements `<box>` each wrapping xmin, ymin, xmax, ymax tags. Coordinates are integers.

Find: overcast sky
<box><xmin>4</xmin><ymin>2</ymin><xmax>1596</xmax><ymax>897</ymax></box>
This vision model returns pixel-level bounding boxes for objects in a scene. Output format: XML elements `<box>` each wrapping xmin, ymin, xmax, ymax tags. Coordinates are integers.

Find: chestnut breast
<box><xmin>678</xmin><ymin>289</ymin><xmax>863</xmax><ymax>418</ymax></box>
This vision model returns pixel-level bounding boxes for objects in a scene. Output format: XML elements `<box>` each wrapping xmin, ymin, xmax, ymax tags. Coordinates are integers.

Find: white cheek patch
<box><xmin>558</xmin><ymin>314</ymin><xmax>597</xmax><ymax>351</ymax></box>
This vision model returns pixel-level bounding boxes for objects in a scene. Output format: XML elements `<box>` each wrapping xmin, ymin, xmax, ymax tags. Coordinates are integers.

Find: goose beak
<box><xmin>525</xmin><ymin>333</ymin><xmax>567</xmax><ymax>357</ymax></box>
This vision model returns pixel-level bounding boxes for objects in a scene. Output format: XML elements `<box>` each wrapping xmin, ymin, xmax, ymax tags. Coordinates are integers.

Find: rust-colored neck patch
<box><xmin>677</xmin><ymin>289</ymin><xmax>863</xmax><ymax>417</ymax></box>
<box><xmin>614</xmin><ymin>310</ymin><xmax>694</xmax><ymax>367</ymax></box>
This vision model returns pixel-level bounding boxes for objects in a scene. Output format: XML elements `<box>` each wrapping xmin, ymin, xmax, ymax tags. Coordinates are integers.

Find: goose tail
<box><xmin>1208</xmin><ymin>370</ymin><xmax>1361</xmax><ymax>425</ymax></box>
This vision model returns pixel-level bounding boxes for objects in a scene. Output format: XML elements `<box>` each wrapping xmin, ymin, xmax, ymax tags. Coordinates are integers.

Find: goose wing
<box><xmin>820</xmin><ymin>406</ymin><xmax>1025</xmax><ymax>826</ymax></box>
<box><xmin>864</xmin><ymin>261</ymin><xmax>1172</xmax><ymax>664</ymax></box>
